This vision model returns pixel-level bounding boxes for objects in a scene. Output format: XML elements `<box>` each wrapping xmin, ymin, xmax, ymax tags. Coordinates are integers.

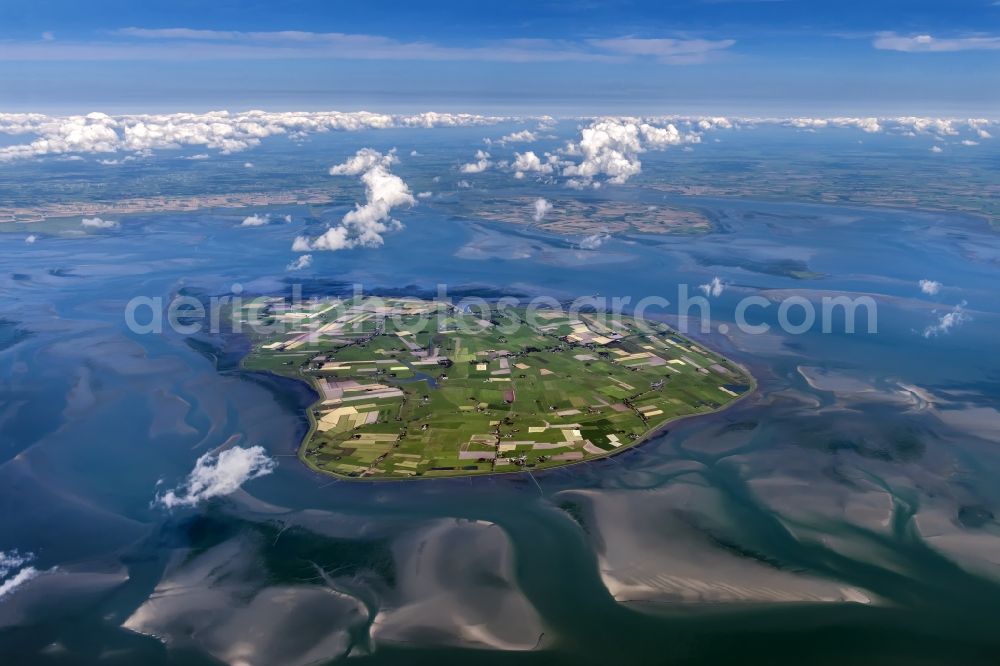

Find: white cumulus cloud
<box><xmin>0</xmin><ymin>550</ymin><xmax>42</xmax><ymax>600</ymax></box>
<box><xmin>496</xmin><ymin>129</ymin><xmax>538</xmax><ymax>144</ymax></box>
<box><xmin>923</xmin><ymin>302</ymin><xmax>970</xmax><ymax>338</ymax></box>
<box><xmin>81</xmin><ymin>216</ymin><xmax>119</xmax><ymax>229</ymax></box>
<box><xmin>155</xmin><ymin>445</ymin><xmax>276</xmax><ymax>509</ymax></box>
<box><xmin>0</xmin><ymin>551</ymin><xmax>34</xmax><ymax>579</ymax></box>
<box><xmin>511</xmin><ymin>150</ymin><xmax>557</xmax><ymax>178</ymax></box>
<box><xmin>561</xmin><ymin>118</ymin><xmax>700</xmax><ymax>186</ymax></box>
<box><xmin>919</xmin><ymin>279</ymin><xmax>942</xmax><ymax>295</ymax></box>
<box><xmin>562</xmin><ymin>119</ymin><xmax>643</xmax><ymax>185</ymax></box>
<box><xmin>643</xmin><ymin>115</ymin><xmax>998</xmax><ymax>142</ymax></box>
<box><xmin>294</xmin><ymin>148</ymin><xmax>415</xmax><ymax>252</ymax></box>
<box><xmin>329</xmin><ymin>146</ymin><xmax>396</xmax><ymax>175</ymax></box>
<box><xmin>532</xmin><ymin>198</ymin><xmax>553</xmax><ymax>223</ymax></box>
<box><xmin>2</xmin><ymin>111</ymin><xmax>992</xmax><ymax>164</ymax></box>
<box><xmin>696</xmin><ymin>117</ymin><xmax>734</xmax><ymax>130</ymax></box>
<box><xmin>699</xmin><ymin>276</ymin><xmax>725</xmax><ymax>298</ymax></box>
<box><xmin>0</xmin><ymin>110</ymin><xmax>513</xmax><ymax>162</ymax></box>
<box><xmin>25</xmin><ymin>234</ymin><xmax>38</xmax><ymax>244</ymax></box>
<box><xmin>286</xmin><ymin>254</ymin><xmax>313</xmax><ymax>271</ymax></box>
<box><xmin>579</xmin><ymin>232</ymin><xmax>610</xmax><ymax>250</ymax></box>
<box><xmin>640</xmin><ymin>122</ymin><xmax>700</xmax><ymax>148</ymax></box>
<box><xmin>240</xmin><ymin>213</ymin><xmax>269</xmax><ymax>227</ymax></box>
<box><xmin>460</xmin><ymin>149</ymin><xmax>492</xmax><ymax>173</ymax></box>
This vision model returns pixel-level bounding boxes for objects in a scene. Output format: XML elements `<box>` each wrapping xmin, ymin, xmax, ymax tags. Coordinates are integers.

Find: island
<box><xmin>240</xmin><ymin>296</ymin><xmax>753</xmax><ymax>479</ymax></box>
<box><xmin>466</xmin><ymin>196</ymin><xmax>713</xmax><ymax>236</ymax></box>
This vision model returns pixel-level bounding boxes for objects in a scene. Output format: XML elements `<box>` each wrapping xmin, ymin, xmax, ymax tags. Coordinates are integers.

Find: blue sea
<box><xmin>1</xmin><ymin>131</ymin><xmax>1000</xmax><ymax>665</ymax></box>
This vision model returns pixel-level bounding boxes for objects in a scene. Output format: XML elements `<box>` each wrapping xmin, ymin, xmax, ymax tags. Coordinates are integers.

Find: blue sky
<box><xmin>1</xmin><ymin>0</ymin><xmax>999</xmax><ymax>114</ymax></box>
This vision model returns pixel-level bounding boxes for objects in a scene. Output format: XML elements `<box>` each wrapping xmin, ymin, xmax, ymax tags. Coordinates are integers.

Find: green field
<box><xmin>240</xmin><ymin>296</ymin><xmax>753</xmax><ymax>479</ymax></box>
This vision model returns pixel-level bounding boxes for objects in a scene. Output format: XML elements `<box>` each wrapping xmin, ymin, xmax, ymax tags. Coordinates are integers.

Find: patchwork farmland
<box><xmin>241</xmin><ymin>296</ymin><xmax>753</xmax><ymax>479</ymax></box>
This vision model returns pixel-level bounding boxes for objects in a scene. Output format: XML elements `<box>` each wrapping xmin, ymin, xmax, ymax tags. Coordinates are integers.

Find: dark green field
<box><xmin>241</xmin><ymin>296</ymin><xmax>753</xmax><ymax>479</ymax></box>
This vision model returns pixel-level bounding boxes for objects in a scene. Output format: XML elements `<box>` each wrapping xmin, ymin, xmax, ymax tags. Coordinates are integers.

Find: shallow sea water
<box><xmin>1</xmin><ymin>191</ymin><xmax>999</xmax><ymax>665</ymax></box>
